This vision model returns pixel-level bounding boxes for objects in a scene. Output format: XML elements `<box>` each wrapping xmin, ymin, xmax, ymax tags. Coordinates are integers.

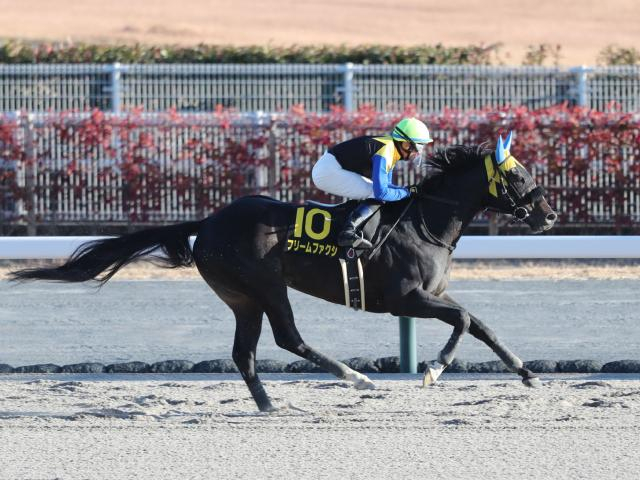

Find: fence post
<box><xmin>399</xmin><ymin>316</ymin><xmax>417</xmax><ymax>373</ymax></box>
<box><xmin>488</xmin><ymin>212</ymin><xmax>499</xmax><ymax>235</ymax></box>
<box><xmin>268</xmin><ymin>119</ymin><xmax>278</xmax><ymax>199</ymax></box>
<box><xmin>571</xmin><ymin>65</ymin><xmax>592</xmax><ymax>107</ymax></box>
<box><xmin>106</xmin><ymin>63</ymin><xmax>124</xmax><ymax>113</ymax></box>
<box><xmin>22</xmin><ymin>113</ymin><xmax>36</xmax><ymax>236</ymax></box>
<box><xmin>342</xmin><ymin>63</ymin><xmax>355</xmax><ymax>112</ymax></box>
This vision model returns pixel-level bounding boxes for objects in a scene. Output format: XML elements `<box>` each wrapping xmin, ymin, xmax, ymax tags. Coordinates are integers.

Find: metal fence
<box><xmin>1</xmin><ymin>112</ymin><xmax>638</xmax><ymax>234</ymax></box>
<box><xmin>1</xmin><ymin>64</ymin><xmax>639</xmax><ymax>113</ymax></box>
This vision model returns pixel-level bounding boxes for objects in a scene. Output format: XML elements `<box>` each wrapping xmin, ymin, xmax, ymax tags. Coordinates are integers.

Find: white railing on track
<box><xmin>1</xmin><ymin>236</ymin><xmax>639</xmax><ymax>260</ymax></box>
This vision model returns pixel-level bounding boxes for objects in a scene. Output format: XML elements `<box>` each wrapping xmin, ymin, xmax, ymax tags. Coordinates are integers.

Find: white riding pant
<box><xmin>311</xmin><ymin>151</ymin><xmax>374</xmax><ymax>200</ymax></box>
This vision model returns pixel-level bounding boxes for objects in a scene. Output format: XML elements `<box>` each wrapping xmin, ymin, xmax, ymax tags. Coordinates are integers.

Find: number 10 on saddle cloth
<box><xmin>286</xmin><ymin>206</ymin><xmax>339</xmax><ymax>257</ymax></box>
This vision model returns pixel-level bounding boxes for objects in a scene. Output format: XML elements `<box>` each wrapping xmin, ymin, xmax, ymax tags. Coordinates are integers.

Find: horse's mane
<box><xmin>420</xmin><ymin>144</ymin><xmax>492</xmax><ymax>189</ymax></box>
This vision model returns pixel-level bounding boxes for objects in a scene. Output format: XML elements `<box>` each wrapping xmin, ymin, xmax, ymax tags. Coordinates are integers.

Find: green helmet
<box><xmin>391</xmin><ymin>117</ymin><xmax>433</xmax><ymax>145</ymax></box>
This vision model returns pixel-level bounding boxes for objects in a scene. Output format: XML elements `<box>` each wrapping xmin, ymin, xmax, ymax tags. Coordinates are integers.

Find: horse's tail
<box><xmin>9</xmin><ymin>221</ymin><xmax>203</xmax><ymax>285</ymax></box>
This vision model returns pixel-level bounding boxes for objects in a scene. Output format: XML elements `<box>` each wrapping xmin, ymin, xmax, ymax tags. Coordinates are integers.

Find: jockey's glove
<box><xmin>408</xmin><ymin>185</ymin><xmax>420</xmax><ymax>197</ymax></box>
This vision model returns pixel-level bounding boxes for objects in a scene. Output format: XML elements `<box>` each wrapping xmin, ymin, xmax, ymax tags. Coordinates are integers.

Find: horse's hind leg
<box><xmin>263</xmin><ymin>286</ymin><xmax>375</xmax><ymax>390</ymax></box>
<box><xmin>228</xmin><ymin>299</ymin><xmax>277</xmax><ymax>412</ymax></box>
<box><xmin>439</xmin><ymin>293</ymin><xmax>541</xmax><ymax>387</ymax></box>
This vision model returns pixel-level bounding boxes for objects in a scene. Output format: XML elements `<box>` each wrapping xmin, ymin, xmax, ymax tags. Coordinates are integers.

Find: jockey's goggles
<box><xmin>411</xmin><ymin>143</ymin><xmax>427</xmax><ymax>166</ymax></box>
<box><xmin>394</xmin><ymin>126</ymin><xmax>430</xmax><ymax>152</ymax></box>
<box><xmin>413</xmin><ymin>142</ymin><xmax>426</xmax><ymax>155</ymax></box>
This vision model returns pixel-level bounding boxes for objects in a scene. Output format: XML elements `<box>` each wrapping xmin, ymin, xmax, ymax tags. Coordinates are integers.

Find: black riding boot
<box><xmin>337</xmin><ymin>200</ymin><xmax>377</xmax><ymax>249</ymax></box>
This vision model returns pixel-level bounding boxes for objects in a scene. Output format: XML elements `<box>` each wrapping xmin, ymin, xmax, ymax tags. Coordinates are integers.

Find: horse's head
<box><xmin>420</xmin><ymin>134</ymin><xmax>557</xmax><ymax>234</ymax></box>
<box><xmin>485</xmin><ymin>132</ymin><xmax>557</xmax><ymax>233</ymax></box>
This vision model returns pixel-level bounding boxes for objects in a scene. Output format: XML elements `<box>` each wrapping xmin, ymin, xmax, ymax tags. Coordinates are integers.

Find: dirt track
<box><xmin>1</xmin><ymin>0</ymin><xmax>638</xmax><ymax>65</ymax></box>
<box><xmin>1</xmin><ymin>377</ymin><xmax>639</xmax><ymax>479</ymax></box>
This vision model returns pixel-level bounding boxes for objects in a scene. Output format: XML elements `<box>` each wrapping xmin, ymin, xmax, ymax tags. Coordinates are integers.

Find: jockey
<box><xmin>311</xmin><ymin>117</ymin><xmax>433</xmax><ymax>249</ymax></box>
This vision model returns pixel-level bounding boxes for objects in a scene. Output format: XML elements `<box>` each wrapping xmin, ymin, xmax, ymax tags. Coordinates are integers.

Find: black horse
<box><xmin>11</xmin><ymin>139</ymin><xmax>557</xmax><ymax>412</ymax></box>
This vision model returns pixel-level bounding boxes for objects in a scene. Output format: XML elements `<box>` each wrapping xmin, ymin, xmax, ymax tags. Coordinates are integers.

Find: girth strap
<box><xmin>339</xmin><ymin>257</ymin><xmax>366</xmax><ymax>310</ymax></box>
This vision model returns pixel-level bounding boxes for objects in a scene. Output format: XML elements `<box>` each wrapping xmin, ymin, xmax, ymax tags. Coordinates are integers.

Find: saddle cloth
<box><xmin>286</xmin><ymin>201</ymin><xmax>372</xmax><ymax>310</ymax></box>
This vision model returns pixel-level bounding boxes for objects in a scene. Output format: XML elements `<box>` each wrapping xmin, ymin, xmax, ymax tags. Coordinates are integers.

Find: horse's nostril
<box><xmin>546</xmin><ymin>212</ymin><xmax>557</xmax><ymax>222</ymax></box>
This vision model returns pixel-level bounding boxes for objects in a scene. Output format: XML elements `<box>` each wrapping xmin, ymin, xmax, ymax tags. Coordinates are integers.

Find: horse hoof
<box><xmin>422</xmin><ymin>361</ymin><xmax>445</xmax><ymax>388</ymax></box>
<box><xmin>522</xmin><ymin>377</ymin><xmax>542</xmax><ymax>388</ymax></box>
<box><xmin>346</xmin><ymin>372</ymin><xmax>376</xmax><ymax>390</ymax></box>
<box><xmin>260</xmin><ymin>404</ymin><xmax>278</xmax><ymax>413</ymax></box>
<box><xmin>354</xmin><ymin>379</ymin><xmax>376</xmax><ymax>390</ymax></box>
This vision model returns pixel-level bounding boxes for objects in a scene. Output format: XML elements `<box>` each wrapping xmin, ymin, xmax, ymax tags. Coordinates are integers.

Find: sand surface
<box><xmin>0</xmin><ymin>376</ymin><xmax>638</xmax><ymax>479</ymax></box>
<box><xmin>1</xmin><ymin>0</ymin><xmax>638</xmax><ymax>65</ymax></box>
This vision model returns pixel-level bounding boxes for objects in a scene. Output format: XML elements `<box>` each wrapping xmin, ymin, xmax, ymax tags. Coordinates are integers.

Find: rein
<box><xmin>420</xmin><ymin>193</ymin><xmax>460</xmax><ymax>206</ymax></box>
<box><xmin>365</xmin><ymin>191</ymin><xmax>458</xmax><ymax>260</ymax></box>
<box><xmin>415</xmin><ymin>191</ymin><xmax>458</xmax><ymax>252</ymax></box>
<box><xmin>366</xmin><ymin>197</ymin><xmax>415</xmax><ymax>260</ymax></box>
<box><xmin>417</xmin><ymin>200</ymin><xmax>456</xmax><ymax>252</ymax></box>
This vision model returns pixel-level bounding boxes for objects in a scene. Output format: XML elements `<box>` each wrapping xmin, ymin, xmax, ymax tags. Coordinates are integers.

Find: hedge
<box><xmin>0</xmin><ymin>40</ymin><xmax>498</xmax><ymax>65</ymax></box>
<box><xmin>1</xmin><ymin>40</ymin><xmax>637</xmax><ymax>65</ymax></box>
<box><xmin>1</xmin><ymin>105</ymin><xmax>639</xmax><ymax>229</ymax></box>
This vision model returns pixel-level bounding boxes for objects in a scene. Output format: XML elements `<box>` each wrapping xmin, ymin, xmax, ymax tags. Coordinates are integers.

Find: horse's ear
<box><xmin>503</xmin><ymin>131</ymin><xmax>513</xmax><ymax>152</ymax></box>
<box><xmin>495</xmin><ymin>131</ymin><xmax>514</xmax><ymax>165</ymax></box>
<box><xmin>496</xmin><ymin>134</ymin><xmax>506</xmax><ymax>164</ymax></box>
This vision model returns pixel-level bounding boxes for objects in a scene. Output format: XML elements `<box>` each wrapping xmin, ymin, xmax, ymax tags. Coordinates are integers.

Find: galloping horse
<box><xmin>12</xmin><ymin>133</ymin><xmax>557</xmax><ymax>412</ymax></box>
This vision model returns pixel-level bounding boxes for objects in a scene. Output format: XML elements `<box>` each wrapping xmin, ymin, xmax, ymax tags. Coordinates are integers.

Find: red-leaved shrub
<box><xmin>1</xmin><ymin>105</ymin><xmax>638</xmax><ymax>231</ymax></box>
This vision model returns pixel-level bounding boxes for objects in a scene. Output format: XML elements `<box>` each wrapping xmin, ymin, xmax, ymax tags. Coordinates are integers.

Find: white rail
<box><xmin>455</xmin><ymin>236</ymin><xmax>640</xmax><ymax>259</ymax></box>
<box><xmin>0</xmin><ymin>236</ymin><xmax>639</xmax><ymax>260</ymax></box>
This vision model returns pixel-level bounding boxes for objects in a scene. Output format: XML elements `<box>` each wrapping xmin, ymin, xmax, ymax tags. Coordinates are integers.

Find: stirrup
<box><xmin>337</xmin><ymin>230</ymin><xmax>372</xmax><ymax>249</ymax></box>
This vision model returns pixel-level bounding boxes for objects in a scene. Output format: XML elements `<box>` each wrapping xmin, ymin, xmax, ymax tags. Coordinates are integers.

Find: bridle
<box><xmin>484</xmin><ymin>154</ymin><xmax>545</xmax><ymax>222</ymax></box>
<box><xmin>365</xmin><ymin>154</ymin><xmax>546</xmax><ymax>258</ymax></box>
<box><xmin>414</xmin><ymin>155</ymin><xmax>543</xmax><ymax>218</ymax></box>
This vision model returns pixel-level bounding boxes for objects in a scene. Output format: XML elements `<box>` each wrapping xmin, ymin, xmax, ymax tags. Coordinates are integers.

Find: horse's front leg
<box><xmin>439</xmin><ymin>292</ymin><xmax>541</xmax><ymax>388</ymax></box>
<box><xmin>388</xmin><ymin>289</ymin><xmax>471</xmax><ymax>385</ymax></box>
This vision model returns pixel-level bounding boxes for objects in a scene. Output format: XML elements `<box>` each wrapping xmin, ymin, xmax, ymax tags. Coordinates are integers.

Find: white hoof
<box><xmin>345</xmin><ymin>371</ymin><xmax>376</xmax><ymax>390</ymax></box>
<box><xmin>422</xmin><ymin>361</ymin><xmax>446</xmax><ymax>388</ymax></box>
<box><xmin>523</xmin><ymin>376</ymin><xmax>542</xmax><ymax>388</ymax></box>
